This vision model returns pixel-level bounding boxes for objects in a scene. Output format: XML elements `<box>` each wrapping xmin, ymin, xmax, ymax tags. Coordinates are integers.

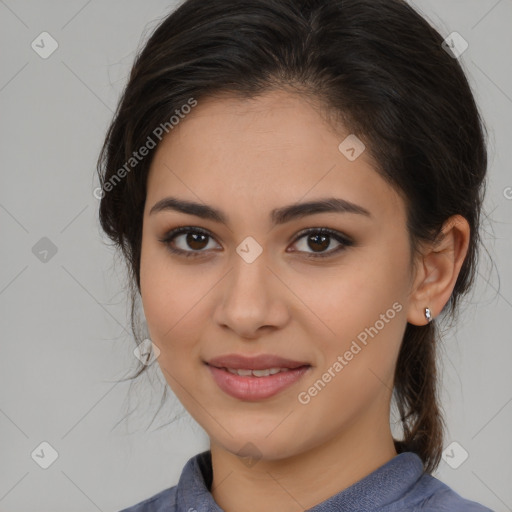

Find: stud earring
<box><xmin>424</xmin><ymin>307</ymin><xmax>433</xmax><ymax>323</ymax></box>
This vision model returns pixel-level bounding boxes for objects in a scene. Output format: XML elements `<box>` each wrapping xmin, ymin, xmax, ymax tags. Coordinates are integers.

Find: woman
<box><xmin>97</xmin><ymin>0</ymin><xmax>493</xmax><ymax>510</ymax></box>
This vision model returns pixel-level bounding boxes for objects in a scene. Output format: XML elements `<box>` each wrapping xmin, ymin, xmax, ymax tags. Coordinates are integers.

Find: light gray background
<box><xmin>1</xmin><ymin>1</ymin><xmax>511</xmax><ymax>511</ymax></box>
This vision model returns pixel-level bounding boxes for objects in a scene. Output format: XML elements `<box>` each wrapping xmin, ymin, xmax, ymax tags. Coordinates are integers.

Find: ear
<box><xmin>406</xmin><ymin>215</ymin><xmax>471</xmax><ymax>326</ymax></box>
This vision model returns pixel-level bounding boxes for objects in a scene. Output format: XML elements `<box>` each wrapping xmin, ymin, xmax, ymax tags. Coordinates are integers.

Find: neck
<box><xmin>209</xmin><ymin>415</ymin><xmax>397</xmax><ymax>512</ymax></box>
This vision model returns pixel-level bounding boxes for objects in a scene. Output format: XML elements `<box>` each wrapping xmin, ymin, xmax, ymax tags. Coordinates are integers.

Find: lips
<box><xmin>206</xmin><ymin>363</ymin><xmax>311</xmax><ymax>400</ymax></box>
<box><xmin>205</xmin><ymin>353</ymin><xmax>311</xmax><ymax>371</ymax></box>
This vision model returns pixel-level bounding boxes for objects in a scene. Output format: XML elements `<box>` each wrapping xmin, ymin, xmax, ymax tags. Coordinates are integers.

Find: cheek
<box><xmin>290</xmin><ymin>242</ymin><xmax>410</xmax><ymax>380</ymax></box>
<box><xmin>295</xmin><ymin>263</ymin><xmax>408</xmax><ymax>422</ymax></box>
<box><xmin>295</xmin><ymin>258</ymin><xmax>407</xmax><ymax>336</ymax></box>
<box><xmin>140</xmin><ymin>239</ymin><xmax>193</xmax><ymax>344</ymax></box>
<box><xmin>139</xmin><ymin>238</ymin><xmax>219</xmax><ymax>375</ymax></box>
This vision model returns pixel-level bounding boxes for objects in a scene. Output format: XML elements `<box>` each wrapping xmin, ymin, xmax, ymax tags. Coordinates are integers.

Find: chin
<box><xmin>211</xmin><ymin>430</ymin><xmax>308</xmax><ymax>464</ymax></box>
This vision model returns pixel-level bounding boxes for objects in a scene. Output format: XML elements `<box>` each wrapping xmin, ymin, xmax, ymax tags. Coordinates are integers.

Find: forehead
<box><xmin>145</xmin><ymin>90</ymin><xmax>405</xmax><ymax>224</ymax></box>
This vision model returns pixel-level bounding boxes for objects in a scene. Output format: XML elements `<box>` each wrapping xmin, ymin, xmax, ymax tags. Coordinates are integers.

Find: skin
<box><xmin>139</xmin><ymin>89</ymin><xmax>470</xmax><ymax>512</ymax></box>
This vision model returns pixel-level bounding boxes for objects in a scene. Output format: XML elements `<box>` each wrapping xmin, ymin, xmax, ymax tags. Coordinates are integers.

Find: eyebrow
<box><xmin>149</xmin><ymin>196</ymin><xmax>372</xmax><ymax>225</ymax></box>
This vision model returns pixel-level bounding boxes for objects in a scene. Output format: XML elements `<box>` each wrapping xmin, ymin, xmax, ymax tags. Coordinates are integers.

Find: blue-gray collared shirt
<box><xmin>119</xmin><ymin>450</ymin><xmax>493</xmax><ymax>511</ymax></box>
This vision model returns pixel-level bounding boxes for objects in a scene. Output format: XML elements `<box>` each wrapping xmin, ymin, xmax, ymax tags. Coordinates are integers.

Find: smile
<box><xmin>206</xmin><ymin>363</ymin><xmax>311</xmax><ymax>401</ymax></box>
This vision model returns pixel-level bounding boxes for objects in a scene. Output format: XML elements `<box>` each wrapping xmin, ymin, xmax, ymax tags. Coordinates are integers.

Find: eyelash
<box><xmin>158</xmin><ymin>226</ymin><xmax>354</xmax><ymax>260</ymax></box>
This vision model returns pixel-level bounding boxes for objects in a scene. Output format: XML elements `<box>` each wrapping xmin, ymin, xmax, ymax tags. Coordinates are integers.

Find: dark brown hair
<box><xmin>96</xmin><ymin>0</ymin><xmax>488</xmax><ymax>473</ymax></box>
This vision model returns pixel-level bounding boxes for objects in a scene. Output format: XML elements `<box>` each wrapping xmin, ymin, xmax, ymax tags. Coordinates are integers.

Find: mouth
<box><xmin>204</xmin><ymin>361</ymin><xmax>312</xmax><ymax>401</ymax></box>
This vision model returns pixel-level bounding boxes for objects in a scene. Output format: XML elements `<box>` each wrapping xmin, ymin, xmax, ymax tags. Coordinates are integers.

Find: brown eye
<box><xmin>159</xmin><ymin>227</ymin><xmax>220</xmax><ymax>258</ymax></box>
<box><xmin>289</xmin><ymin>228</ymin><xmax>353</xmax><ymax>258</ymax></box>
<box><xmin>306</xmin><ymin>233</ymin><xmax>330</xmax><ymax>252</ymax></box>
<box><xmin>159</xmin><ymin>226</ymin><xmax>353</xmax><ymax>260</ymax></box>
<box><xmin>184</xmin><ymin>232</ymin><xmax>209</xmax><ymax>250</ymax></box>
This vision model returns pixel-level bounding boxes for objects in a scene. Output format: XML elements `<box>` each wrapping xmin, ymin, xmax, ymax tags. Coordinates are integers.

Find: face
<box><xmin>140</xmin><ymin>89</ymin><xmax>416</xmax><ymax>461</ymax></box>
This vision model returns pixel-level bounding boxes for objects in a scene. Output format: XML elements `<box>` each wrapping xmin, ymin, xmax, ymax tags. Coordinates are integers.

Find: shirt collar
<box><xmin>175</xmin><ymin>449</ymin><xmax>425</xmax><ymax>512</ymax></box>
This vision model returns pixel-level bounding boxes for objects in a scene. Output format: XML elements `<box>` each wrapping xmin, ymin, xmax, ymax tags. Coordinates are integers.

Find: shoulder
<box><xmin>117</xmin><ymin>485</ymin><xmax>177</xmax><ymax>512</ymax></box>
<box><xmin>404</xmin><ymin>472</ymin><xmax>494</xmax><ymax>512</ymax></box>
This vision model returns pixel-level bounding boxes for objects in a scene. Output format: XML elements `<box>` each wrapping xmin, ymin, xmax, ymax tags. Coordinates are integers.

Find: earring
<box><xmin>424</xmin><ymin>307</ymin><xmax>433</xmax><ymax>323</ymax></box>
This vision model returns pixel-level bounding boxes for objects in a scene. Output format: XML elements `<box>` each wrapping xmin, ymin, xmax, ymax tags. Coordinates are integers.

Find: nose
<box><xmin>212</xmin><ymin>250</ymin><xmax>290</xmax><ymax>339</ymax></box>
